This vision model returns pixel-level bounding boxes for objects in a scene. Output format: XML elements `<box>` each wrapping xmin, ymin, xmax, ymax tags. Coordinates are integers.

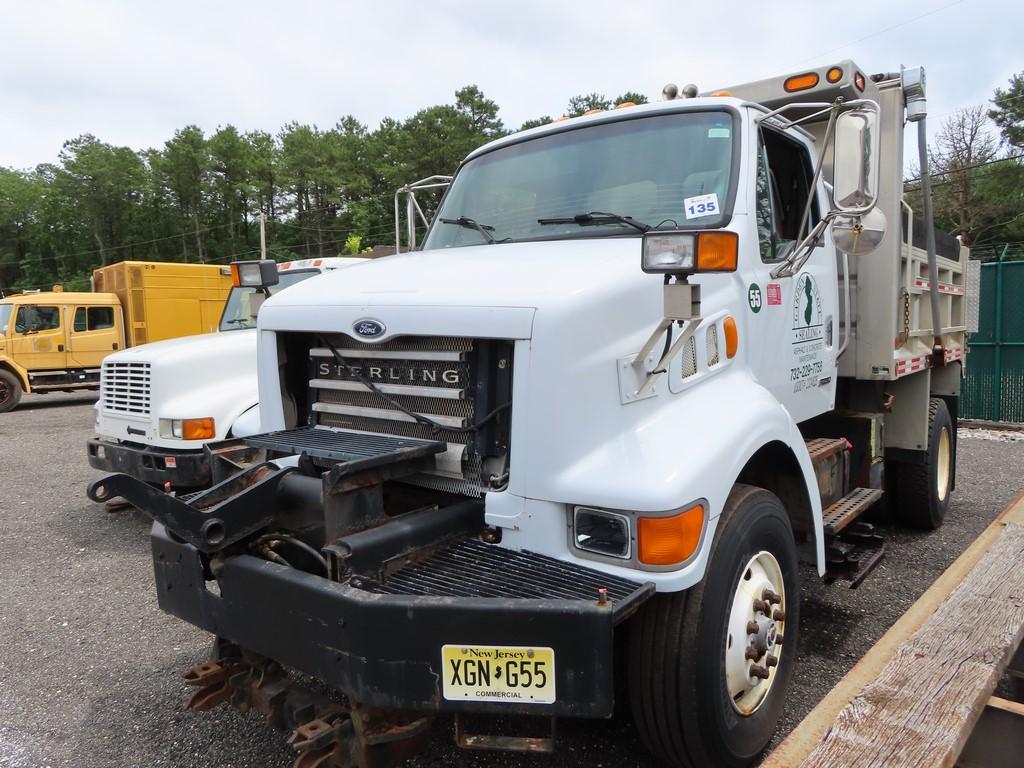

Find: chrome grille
<box><xmin>101</xmin><ymin>361</ymin><xmax>152</xmax><ymax>415</ymax></box>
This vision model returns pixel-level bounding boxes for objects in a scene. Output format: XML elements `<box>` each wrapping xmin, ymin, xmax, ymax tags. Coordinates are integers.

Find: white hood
<box><xmin>258</xmin><ymin>238</ymin><xmax>646</xmax><ymax>341</ymax></box>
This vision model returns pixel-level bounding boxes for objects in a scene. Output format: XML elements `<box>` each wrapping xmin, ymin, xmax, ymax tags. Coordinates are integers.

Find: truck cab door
<box><xmin>744</xmin><ymin>126</ymin><xmax>838</xmax><ymax>424</ymax></box>
<box><xmin>68</xmin><ymin>304</ymin><xmax>123</xmax><ymax>368</ymax></box>
<box><xmin>10</xmin><ymin>304</ymin><xmax>68</xmax><ymax>372</ymax></box>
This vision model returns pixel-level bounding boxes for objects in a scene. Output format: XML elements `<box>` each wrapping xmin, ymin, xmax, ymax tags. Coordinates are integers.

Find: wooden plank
<box><xmin>762</xmin><ymin>491</ymin><xmax>1024</xmax><ymax>768</ymax></box>
<box><xmin>985</xmin><ymin>695</ymin><xmax>1024</xmax><ymax>718</ymax></box>
<box><xmin>798</xmin><ymin>522</ymin><xmax>1024</xmax><ymax>767</ymax></box>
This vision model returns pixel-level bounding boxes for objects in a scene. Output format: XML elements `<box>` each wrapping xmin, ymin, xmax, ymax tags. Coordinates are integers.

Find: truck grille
<box><xmin>100</xmin><ymin>361</ymin><xmax>152</xmax><ymax>416</ymax></box>
<box><xmin>308</xmin><ymin>335</ymin><xmax>510</xmax><ymax>496</ymax></box>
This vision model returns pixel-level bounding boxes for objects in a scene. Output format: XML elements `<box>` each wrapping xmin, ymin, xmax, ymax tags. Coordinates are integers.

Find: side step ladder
<box><xmin>823</xmin><ymin>487</ymin><xmax>884</xmax><ymax>588</ymax></box>
<box><xmin>806</xmin><ymin>437</ymin><xmax>885</xmax><ymax>589</ymax></box>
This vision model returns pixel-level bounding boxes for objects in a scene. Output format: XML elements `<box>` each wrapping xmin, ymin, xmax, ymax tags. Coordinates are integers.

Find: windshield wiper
<box><xmin>439</xmin><ymin>216</ymin><xmax>497</xmax><ymax>244</ymax></box>
<box><xmin>537</xmin><ymin>211</ymin><xmax>650</xmax><ymax>233</ymax></box>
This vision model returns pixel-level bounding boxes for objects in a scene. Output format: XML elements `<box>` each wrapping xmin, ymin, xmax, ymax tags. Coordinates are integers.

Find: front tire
<box><xmin>628</xmin><ymin>485</ymin><xmax>799</xmax><ymax>768</ymax></box>
<box><xmin>0</xmin><ymin>369</ymin><xmax>23</xmax><ymax>413</ymax></box>
<box><xmin>896</xmin><ymin>397</ymin><xmax>954</xmax><ymax>530</ymax></box>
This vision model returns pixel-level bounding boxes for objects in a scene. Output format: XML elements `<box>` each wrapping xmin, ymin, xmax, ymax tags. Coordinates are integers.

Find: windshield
<box><xmin>218</xmin><ymin>269</ymin><xmax>322</xmax><ymax>331</ymax></box>
<box><xmin>423</xmin><ymin>110</ymin><xmax>736</xmax><ymax>250</ymax></box>
<box><xmin>0</xmin><ymin>304</ymin><xmax>11</xmax><ymax>334</ymax></box>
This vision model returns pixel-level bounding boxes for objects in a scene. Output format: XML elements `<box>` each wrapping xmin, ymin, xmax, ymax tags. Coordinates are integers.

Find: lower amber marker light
<box><xmin>637</xmin><ymin>504</ymin><xmax>705</xmax><ymax>565</ymax></box>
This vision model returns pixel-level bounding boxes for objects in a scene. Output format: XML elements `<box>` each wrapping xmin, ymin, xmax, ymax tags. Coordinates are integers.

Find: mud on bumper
<box><xmin>88</xmin><ymin>439</ymin><xmax>210</xmax><ymax>488</ymax></box>
<box><xmin>152</xmin><ymin>523</ymin><xmax>653</xmax><ymax>718</ymax></box>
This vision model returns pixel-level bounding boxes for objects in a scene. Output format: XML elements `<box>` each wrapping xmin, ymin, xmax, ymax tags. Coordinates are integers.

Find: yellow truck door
<box><xmin>9</xmin><ymin>304</ymin><xmax>67</xmax><ymax>371</ymax></box>
<box><xmin>68</xmin><ymin>304</ymin><xmax>124</xmax><ymax>368</ymax></box>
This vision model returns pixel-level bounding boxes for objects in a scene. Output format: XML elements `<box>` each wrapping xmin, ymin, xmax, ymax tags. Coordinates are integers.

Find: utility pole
<box><xmin>260</xmin><ymin>211</ymin><xmax>267</xmax><ymax>261</ymax></box>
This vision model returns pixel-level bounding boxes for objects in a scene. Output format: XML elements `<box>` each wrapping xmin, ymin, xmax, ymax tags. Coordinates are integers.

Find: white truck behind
<box><xmin>90</xmin><ymin>61</ymin><xmax>968</xmax><ymax>768</ymax></box>
<box><xmin>87</xmin><ymin>257</ymin><xmax>367</xmax><ymax>489</ymax></box>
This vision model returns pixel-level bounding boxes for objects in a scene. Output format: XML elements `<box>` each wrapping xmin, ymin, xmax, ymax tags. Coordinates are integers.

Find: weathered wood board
<box><xmin>763</xmin><ymin>491</ymin><xmax>1024</xmax><ymax>768</ymax></box>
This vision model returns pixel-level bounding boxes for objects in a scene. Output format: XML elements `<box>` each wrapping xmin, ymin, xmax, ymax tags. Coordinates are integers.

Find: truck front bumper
<box><xmin>88</xmin><ymin>439</ymin><xmax>211</xmax><ymax>489</ymax></box>
<box><xmin>152</xmin><ymin>523</ymin><xmax>653</xmax><ymax>718</ymax></box>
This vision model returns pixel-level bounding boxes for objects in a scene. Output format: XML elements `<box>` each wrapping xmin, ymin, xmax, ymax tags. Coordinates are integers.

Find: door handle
<box><xmin>58</xmin><ymin>344</ymin><xmax>65</xmax><ymax>352</ymax></box>
<box><xmin>112</xmin><ymin>343</ymin><xmax>119</xmax><ymax>350</ymax></box>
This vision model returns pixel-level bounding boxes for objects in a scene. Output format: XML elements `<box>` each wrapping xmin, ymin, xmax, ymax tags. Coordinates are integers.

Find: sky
<box><xmin>1</xmin><ymin>0</ymin><xmax>1020</xmax><ymax>170</ymax></box>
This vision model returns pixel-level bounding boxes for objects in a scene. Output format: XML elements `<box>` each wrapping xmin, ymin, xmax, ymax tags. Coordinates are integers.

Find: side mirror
<box><xmin>832</xmin><ymin>108</ymin><xmax>880</xmax><ymax>214</ymax></box>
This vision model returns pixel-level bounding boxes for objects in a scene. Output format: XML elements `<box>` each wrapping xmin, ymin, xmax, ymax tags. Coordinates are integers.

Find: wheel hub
<box><xmin>724</xmin><ymin>551</ymin><xmax>786</xmax><ymax>716</ymax></box>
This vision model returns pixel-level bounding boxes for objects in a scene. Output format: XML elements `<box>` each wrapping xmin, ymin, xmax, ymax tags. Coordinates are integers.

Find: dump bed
<box><xmin>91</xmin><ymin>261</ymin><xmax>232</xmax><ymax>347</ymax></box>
<box><xmin>836</xmin><ymin>76</ymin><xmax>969</xmax><ymax>383</ymax></box>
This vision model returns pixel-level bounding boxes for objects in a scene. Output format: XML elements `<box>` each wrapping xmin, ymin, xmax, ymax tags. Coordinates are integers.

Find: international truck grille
<box><xmin>307</xmin><ymin>335</ymin><xmax>511</xmax><ymax>497</ymax></box>
<box><xmin>100</xmin><ymin>361</ymin><xmax>152</xmax><ymax>416</ymax></box>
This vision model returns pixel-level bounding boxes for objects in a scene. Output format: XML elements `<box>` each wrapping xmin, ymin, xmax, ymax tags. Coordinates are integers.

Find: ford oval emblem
<box><xmin>353</xmin><ymin>318</ymin><xmax>386</xmax><ymax>338</ymax></box>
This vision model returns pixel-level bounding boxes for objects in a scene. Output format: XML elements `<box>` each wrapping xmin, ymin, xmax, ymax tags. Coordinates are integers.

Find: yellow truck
<box><xmin>0</xmin><ymin>261</ymin><xmax>231</xmax><ymax>412</ymax></box>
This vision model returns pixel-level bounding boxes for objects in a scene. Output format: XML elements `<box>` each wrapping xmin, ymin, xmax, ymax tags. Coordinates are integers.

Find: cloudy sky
<box><xmin>1</xmin><ymin>0</ymin><xmax>1019</xmax><ymax>170</ymax></box>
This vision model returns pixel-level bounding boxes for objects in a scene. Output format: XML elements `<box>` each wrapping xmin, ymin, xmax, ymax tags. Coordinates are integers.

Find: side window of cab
<box><xmin>73</xmin><ymin>306</ymin><xmax>115</xmax><ymax>332</ymax></box>
<box><xmin>756</xmin><ymin>128</ymin><xmax>819</xmax><ymax>263</ymax></box>
<box><xmin>15</xmin><ymin>305</ymin><xmax>61</xmax><ymax>333</ymax></box>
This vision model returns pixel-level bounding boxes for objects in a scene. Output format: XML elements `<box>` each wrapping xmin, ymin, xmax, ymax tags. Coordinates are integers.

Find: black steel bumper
<box><xmin>152</xmin><ymin>523</ymin><xmax>653</xmax><ymax>718</ymax></box>
<box><xmin>88</xmin><ymin>439</ymin><xmax>211</xmax><ymax>489</ymax></box>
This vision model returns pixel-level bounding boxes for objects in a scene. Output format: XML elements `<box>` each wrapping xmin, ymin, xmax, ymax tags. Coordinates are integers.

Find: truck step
<box><xmin>824</xmin><ymin>522</ymin><xmax>885</xmax><ymax>588</ymax></box>
<box><xmin>245</xmin><ymin>425</ymin><xmax>445</xmax><ymax>470</ymax></box>
<box><xmin>355</xmin><ymin>538</ymin><xmax>654</xmax><ymax>622</ymax></box>
<box><xmin>822</xmin><ymin>487</ymin><xmax>883</xmax><ymax>536</ymax></box>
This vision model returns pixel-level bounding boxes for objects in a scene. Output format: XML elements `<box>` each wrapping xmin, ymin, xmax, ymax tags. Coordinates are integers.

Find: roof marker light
<box><xmin>826</xmin><ymin>66</ymin><xmax>843</xmax><ymax>83</ymax></box>
<box><xmin>784</xmin><ymin>72</ymin><xmax>819</xmax><ymax>92</ymax></box>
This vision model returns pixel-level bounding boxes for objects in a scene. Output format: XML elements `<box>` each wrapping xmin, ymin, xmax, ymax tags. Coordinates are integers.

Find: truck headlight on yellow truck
<box><xmin>159</xmin><ymin>417</ymin><xmax>215</xmax><ymax>440</ymax></box>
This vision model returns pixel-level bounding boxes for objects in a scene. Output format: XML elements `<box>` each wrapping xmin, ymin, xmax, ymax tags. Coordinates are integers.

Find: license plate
<box><xmin>441</xmin><ymin>645</ymin><xmax>555</xmax><ymax>704</ymax></box>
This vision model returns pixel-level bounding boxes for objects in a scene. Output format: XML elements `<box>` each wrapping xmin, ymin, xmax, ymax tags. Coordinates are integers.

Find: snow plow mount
<box><xmin>184</xmin><ymin>642</ymin><xmax>432</xmax><ymax>768</ymax></box>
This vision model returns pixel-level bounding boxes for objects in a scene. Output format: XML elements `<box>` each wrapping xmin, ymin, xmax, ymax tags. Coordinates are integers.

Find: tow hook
<box><xmin>182</xmin><ymin>650</ymin><xmax>433</xmax><ymax>768</ymax></box>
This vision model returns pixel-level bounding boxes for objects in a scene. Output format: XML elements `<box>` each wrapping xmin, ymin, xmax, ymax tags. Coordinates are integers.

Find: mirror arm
<box><xmin>770</xmin><ymin>215</ymin><xmax>835</xmax><ymax>279</ymax></box>
<box><xmin>795</xmin><ymin>104</ymin><xmax>840</xmax><ymax>246</ymax></box>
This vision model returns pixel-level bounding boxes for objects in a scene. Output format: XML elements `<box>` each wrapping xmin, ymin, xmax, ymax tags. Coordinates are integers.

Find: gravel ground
<box><xmin>1</xmin><ymin>392</ymin><xmax>1022</xmax><ymax>768</ymax></box>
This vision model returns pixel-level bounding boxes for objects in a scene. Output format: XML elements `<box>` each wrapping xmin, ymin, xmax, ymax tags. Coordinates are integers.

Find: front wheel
<box><xmin>0</xmin><ymin>369</ymin><xmax>23</xmax><ymax>413</ymax></box>
<box><xmin>628</xmin><ymin>485</ymin><xmax>799</xmax><ymax>768</ymax></box>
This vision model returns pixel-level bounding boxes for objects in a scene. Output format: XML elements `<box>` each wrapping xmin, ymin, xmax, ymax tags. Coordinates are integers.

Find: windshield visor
<box><xmin>423</xmin><ymin>110</ymin><xmax>737</xmax><ymax>249</ymax></box>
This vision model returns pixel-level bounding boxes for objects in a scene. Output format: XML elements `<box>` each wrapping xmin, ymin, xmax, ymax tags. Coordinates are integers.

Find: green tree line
<box><xmin>2</xmin><ymin>73</ymin><xmax>1023</xmax><ymax>294</ymax></box>
<box><xmin>0</xmin><ymin>86</ymin><xmax>646</xmax><ymax>293</ymax></box>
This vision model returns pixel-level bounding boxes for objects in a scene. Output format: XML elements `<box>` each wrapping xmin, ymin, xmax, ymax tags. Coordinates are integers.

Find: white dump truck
<box><xmin>90</xmin><ymin>61</ymin><xmax>969</xmax><ymax>768</ymax></box>
<box><xmin>87</xmin><ymin>257</ymin><xmax>366</xmax><ymax>489</ymax></box>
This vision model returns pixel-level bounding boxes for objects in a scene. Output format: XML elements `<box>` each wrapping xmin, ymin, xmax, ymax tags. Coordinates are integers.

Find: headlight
<box><xmin>230</xmin><ymin>260</ymin><xmax>279</xmax><ymax>288</ymax></box>
<box><xmin>642</xmin><ymin>233</ymin><xmax>696</xmax><ymax>274</ymax></box>
<box><xmin>160</xmin><ymin>417</ymin><xmax>215</xmax><ymax>440</ymax></box>
<box><xmin>573</xmin><ymin>506</ymin><xmax>631</xmax><ymax>559</ymax></box>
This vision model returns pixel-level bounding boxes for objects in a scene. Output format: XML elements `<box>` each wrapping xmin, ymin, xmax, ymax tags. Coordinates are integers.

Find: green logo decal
<box><xmin>748</xmin><ymin>283</ymin><xmax>762</xmax><ymax>313</ymax></box>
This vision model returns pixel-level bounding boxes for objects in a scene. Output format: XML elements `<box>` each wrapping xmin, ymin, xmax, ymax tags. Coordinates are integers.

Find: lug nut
<box><xmin>765</xmin><ymin>654</ymin><xmax>779</xmax><ymax>668</ymax></box>
<box><xmin>773</xmin><ymin>609</ymin><xmax>786</xmax><ymax>622</ymax></box>
<box><xmin>750</xmin><ymin>664</ymin><xmax>770</xmax><ymax>680</ymax></box>
<box><xmin>746</xmin><ymin>621</ymin><xmax>759</xmax><ymax>635</ymax></box>
<box><xmin>753</xmin><ymin>599</ymin><xmax>769</xmax><ymax>614</ymax></box>
<box><xmin>763</xmin><ymin>589</ymin><xmax>782</xmax><ymax>605</ymax></box>
<box><xmin>775</xmin><ymin>634</ymin><xmax>784</xmax><ymax>645</ymax></box>
<box><xmin>745</xmin><ymin>645</ymin><xmax>761</xmax><ymax>661</ymax></box>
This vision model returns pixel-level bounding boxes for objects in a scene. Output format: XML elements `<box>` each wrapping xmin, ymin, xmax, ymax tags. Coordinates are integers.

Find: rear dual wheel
<box><xmin>0</xmin><ymin>369</ymin><xmax>22</xmax><ymax>413</ymax></box>
<box><xmin>895</xmin><ymin>397</ymin><xmax>954</xmax><ymax>530</ymax></box>
<box><xmin>629</xmin><ymin>485</ymin><xmax>799</xmax><ymax>768</ymax></box>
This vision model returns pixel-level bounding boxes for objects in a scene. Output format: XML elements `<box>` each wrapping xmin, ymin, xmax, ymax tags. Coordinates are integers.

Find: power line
<box><xmin>789</xmin><ymin>0</ymin><xmax>965</xmax><ymax>67</ymax></box>
<box><xmin>904</xmin><ymin>153</ymin><xmax>1024</xmax><ymax>186</ymax></box>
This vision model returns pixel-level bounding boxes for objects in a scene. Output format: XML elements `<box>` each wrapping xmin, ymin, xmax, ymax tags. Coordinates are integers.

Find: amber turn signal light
<box><xmin>182</xmin><ymin>417</ymin><xmax>215</xmax><ymax>440</ymax></box>
<box><xmin>696</xmin><ymin>231</ymin><xmax>738</xmax><ymax>272</ymax></box>
<box><xmin>826</xmin><ymin>66</ymin><xmax>844</xmax><ymax>84</ymax></box>
<box><xmin>724</xmin><ymin>315</ymin><xmax>739</xmax><ymax>358</ymax></box>
<box><xmin>784</xmin><ymin>72</ymin><xmax>819</xmax><ymax>92</ymax></box>
<box><xmin>637</xmin><ymin>504</ymin><xmax>705</xmax><ymax>565</ymax></box>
